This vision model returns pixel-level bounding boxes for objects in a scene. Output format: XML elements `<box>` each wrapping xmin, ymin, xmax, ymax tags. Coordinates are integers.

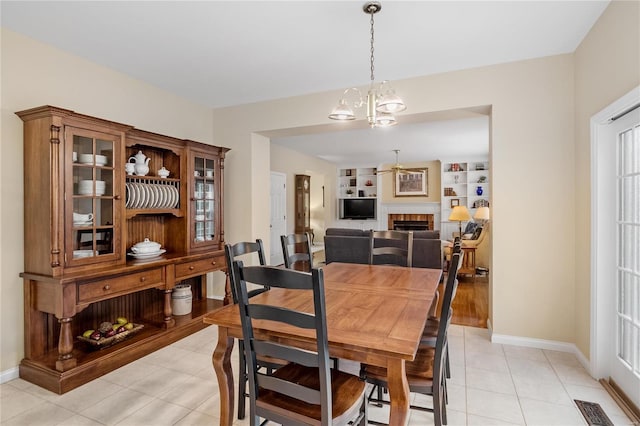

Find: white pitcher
<box><xmin>128</xmin><ymin>150</ymin><xmax>150</xmax><ymax>176</ymax></box>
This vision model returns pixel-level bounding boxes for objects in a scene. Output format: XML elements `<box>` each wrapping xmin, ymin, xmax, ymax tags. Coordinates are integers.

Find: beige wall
<box><xmin>0</xmin><ymin>29</ymin><xmax>216</xmax><ymax>371</ymax></box>
<box><xmin>216</xmin><ymin>54</ymin><xmax>577</xmax><ymax>344</ymax></box>
<box><xmin>1</xmin><ymin>1</ymin><xmax>638</xmax><ymax>375</ymax></box>
<box><xmin>379</xmin><ymin>160</ymin><xmax>441</xmax><ymax>203</ymax></box>
<box><xmin>573</xmin><ymin>0</ymin><xmax>640</xmax><ymax>357</ymax></box>
<box><xmin>270</xmin><ymin>143</ymin><xmax>337</xmax><ymax>243</ymax></box>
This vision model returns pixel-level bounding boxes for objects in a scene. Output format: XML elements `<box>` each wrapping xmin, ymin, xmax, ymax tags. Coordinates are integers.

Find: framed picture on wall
<box><xmin>450</xmin><ymin>198</ymin><xmax>460</xmax><ymax>208</ymax></box>
<box><xmin>394</xmin><ymin>168</ymin><xmax>428</xmax><ymax>197</ymax></box>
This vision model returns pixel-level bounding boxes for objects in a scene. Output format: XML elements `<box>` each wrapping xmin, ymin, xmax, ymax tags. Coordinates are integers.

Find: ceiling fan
<box><xmin>377</xmin><ymin>149</ymin><xmax>422</xmax><ymax>174</ymax></box>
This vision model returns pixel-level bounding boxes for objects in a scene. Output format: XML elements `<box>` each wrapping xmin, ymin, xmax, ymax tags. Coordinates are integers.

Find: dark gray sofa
<box><xmin>324</xmin><ymin>228</ymin><xmax>442</xmax><ymax>269</ymax></box>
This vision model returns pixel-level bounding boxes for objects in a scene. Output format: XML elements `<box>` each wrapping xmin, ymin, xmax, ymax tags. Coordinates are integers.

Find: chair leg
<box><xmin>445</xmin><ymin>349</ymin><xmax>451</xmax><ymax>379</ymax></box>
<box><xmin>433</xmin><ymin>384</ymin><xmax>443</xmax><ymax>426</ymax></box>
<box><xmin>366</xmin><ymin>384</ymin><xmax>384</xmax><ymax>408</ymax></box>
<box><xmin>238</xmin><ymin>341</ymin><xmax>247</xmax><ymax>420</ymax></box>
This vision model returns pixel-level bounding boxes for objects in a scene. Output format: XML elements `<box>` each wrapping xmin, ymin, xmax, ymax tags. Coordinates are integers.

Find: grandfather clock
<box><xmin>294</xmin><ymin>174</ymin><xmax>312</xmax><ymax>240</ymax></box>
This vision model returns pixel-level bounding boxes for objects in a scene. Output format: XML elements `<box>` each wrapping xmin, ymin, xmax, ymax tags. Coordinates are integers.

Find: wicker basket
<box><xmin>77</xmin><ymin>324</ymin><xmax>144</xmax><ymax>349</ymax></box>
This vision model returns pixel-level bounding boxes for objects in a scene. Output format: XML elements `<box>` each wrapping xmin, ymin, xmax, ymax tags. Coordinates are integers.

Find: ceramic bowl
<box><xmin>95</xmin><ymin>155</ymin><xmax>108</xmax><ymax>166</ymax></box>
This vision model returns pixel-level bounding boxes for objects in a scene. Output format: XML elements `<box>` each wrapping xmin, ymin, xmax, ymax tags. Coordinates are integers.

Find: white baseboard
<box><xmin>491</xmin><ymin>332</ymin><xmax>591</xmax><ymax>373</ymax></box>
<box><xmin>0</xmin><ymin>367</ymin><xmax>19</xmax><ymax>384</ymax></box>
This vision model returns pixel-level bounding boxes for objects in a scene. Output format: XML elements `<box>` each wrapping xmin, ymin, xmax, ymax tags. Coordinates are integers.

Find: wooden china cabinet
<box><xmin>17</xmin><ymin>106</ymin><xmax>229</xmax><ymax>394</ymax></box>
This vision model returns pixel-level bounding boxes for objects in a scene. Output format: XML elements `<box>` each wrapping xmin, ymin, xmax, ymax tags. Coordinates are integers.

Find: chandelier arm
<box><xmin>342</xmin><ymin>87</ymin><xmax>365</xmax><ymax>108</ymax></box>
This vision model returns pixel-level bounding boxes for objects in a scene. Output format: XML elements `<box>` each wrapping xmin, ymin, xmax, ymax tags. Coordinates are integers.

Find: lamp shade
<box><xmin>473</xmin><ymin>206</ymin><xmax>490</xmax><ymax>221</ymax></box>
<box><xmin>328</xmin><ymin>99</ymin><xmax>356</xmax><ymax>121</ymax></box>
<box><xmin>449</xmin><ymin>205</ymin><xmax>471</xmax><ymax>222</ymax></box>
<box><xmin>376</xmin><ymin>90</ymin><xmax>406</xmax><ymax>113</ymax></box>
<box><xmin>374</xmin><ymin>112</ymin><xmax>397</xmax><ymax>127</ymax></box>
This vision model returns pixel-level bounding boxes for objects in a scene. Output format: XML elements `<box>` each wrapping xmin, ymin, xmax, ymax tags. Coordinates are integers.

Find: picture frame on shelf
<box><xmin>394</xmin><ymin>168</ymin><xmax>428</xmax><ymax>197</ymax></box>
<box><xmin>450</xmin><ymin>198</ymin><xmax>460</xmax><ymax>208</ymax></box>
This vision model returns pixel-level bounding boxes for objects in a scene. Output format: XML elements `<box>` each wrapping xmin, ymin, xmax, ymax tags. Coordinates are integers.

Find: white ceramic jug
<box><xmin>129</xmin><ymin>150</ymin><xmax>150</xmax><ymax>176</ymax></box>
<box><xmin>171</xmin><ymin>284</ymin><xmax>192</xmax><ymax>315</ymax></box>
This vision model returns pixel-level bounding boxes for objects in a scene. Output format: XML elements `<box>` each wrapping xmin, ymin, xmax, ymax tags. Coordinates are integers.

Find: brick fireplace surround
<box><xmin>388</xmin><ymin>214</ymin><xmax>434</xmax><ymax>231</ymax></box>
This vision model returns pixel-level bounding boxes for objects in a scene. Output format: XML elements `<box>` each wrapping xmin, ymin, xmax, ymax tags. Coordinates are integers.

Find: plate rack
<box><xmin>125</xmin><ymin>176</ymin><xmax>181</xmax><ymax>215</ymax></box>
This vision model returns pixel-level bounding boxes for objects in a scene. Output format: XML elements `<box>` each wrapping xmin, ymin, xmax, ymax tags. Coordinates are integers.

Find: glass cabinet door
<box><xmin>192</xmin><ymin>154</ymin><xmax>217</xmax><ymax>245</ymax></box>
<box><xmin>66</xmin><ymin>127</ymin><xmax>121</xmax><ymax>264</ymax></box>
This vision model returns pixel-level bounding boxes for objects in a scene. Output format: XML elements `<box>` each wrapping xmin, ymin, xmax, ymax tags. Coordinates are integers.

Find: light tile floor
<box><xmin>0</xmin><ymin>325</ymin><xmax>635</xmax><ymax>425</ymax></box>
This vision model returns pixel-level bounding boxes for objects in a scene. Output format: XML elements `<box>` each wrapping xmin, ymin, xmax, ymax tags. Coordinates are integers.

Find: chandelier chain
<box><xmin>369</xmin><ymin>10</ymin><xmax>375</xmax><ymax>82</ymax></box>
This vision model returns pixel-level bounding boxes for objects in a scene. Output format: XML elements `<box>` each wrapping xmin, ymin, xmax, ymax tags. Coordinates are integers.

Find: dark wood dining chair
<box><xmin>369</xmin><ymin>230</ymin><xmax>414</xmax><ymax>267</ymax></box>
<box><xmin>224</xmin><ymin>240</ymin><xmax>287</xmax><ymax>420</ymax></box>
<box><xmin>231</xmin><ymin>261</ymin><xmax>367</xmax><ymax>426</ymax></box>
<box><xmin>422</xmin><ymin>251</ymin><xmax>463</xmax><ymax>382</ymax></box>
<box><xmin>280</xmin><ymin>232</ymin><xmax>313</xmax><ymax>271</ymax></box>
<box><xmin>360</xmin><ymin>252</ymin><xmax>460</xmax><ymax>426</ymax></box>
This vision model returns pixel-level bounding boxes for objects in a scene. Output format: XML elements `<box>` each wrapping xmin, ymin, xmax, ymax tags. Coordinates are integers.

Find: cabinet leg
<box><xmin>163</xmin><ymin>289</ymin><xmax>175</xmax><ymax>328</ymax></box>
<box><xmin>55</xmin><ymin>317</ymin><xmax>76</xmax><ymax>371</ymax></box>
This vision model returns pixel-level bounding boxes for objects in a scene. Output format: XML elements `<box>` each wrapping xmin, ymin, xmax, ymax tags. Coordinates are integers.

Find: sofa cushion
<box><xmin>325</xmin><ymin>228</ymin><xmax>368</xmax><ymax>237</ymax></box>
<box><xmin>324</xmin><ymin>235</ymin><xmax>370</xmax><ymax>264</ymax></box>
<box><xmin>470</xmin><ymin>226</ymin><xmax>483</xmax><ymax>240</ymax></box>
<box><xmin>324</xmin><ymin>228</ymin><xmax>442</xmax><ymax>269</ymax></box>
<box><xmin>412</xmin><ymin>230</ymin><xmax>440</xmax><ymax>240</ymax></box>
<box><xmin>463</xmin><ymin>222</ymin><xmax>478</xmax><ymax>234</ymax></box>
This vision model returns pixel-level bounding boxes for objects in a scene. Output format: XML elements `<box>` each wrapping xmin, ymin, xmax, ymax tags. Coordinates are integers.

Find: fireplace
<box><xmin>388</xmin><ymin>214</ymin><xmax>434</xmax><ymax>231</ymax></box>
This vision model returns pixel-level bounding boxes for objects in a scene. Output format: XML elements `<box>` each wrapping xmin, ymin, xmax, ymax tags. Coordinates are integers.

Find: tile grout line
<box><xmin>542</xmin><ymin>349</ymin><xmax>589</xmax><ymax>425</ymax></box>
<box><xmin>501</xmin><ymin>337</ymin><xmax>528</xmax><ymax>425</ymax></box>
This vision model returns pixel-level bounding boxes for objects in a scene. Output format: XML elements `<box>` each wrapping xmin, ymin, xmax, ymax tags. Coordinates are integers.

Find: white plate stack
<box><xmin>73</xmin><ymin>250</ymin><xmax>95</xmax><ymax>258</ymax></box>
<box><xmin>79</xmin><ymin>154</ymin><xmax>108</xmax><ymax>166</ymax></box>
<box><xmin>78</xmin><ymin>180</ymin><xmax>106</xmax><ymax>196</ymax></box>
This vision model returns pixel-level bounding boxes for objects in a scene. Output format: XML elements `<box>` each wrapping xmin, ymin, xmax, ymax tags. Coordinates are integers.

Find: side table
<box><xmin>458</xmin><ymin>246</ymin><xmax>477</xmax><ymax>282</ymax></box>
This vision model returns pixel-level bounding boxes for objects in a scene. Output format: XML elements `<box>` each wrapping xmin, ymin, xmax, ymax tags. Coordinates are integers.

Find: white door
<box><xmin>611</xmin><ymin>110</ymin><xmax>640</xmax><ymax>405</ymax></box>
<box><xmin>270</xmin><ymin>172</ymin><xmax>287</xmax><ymax>266</ymax></box>
<box><xmin>596</xmin><ymin>104</ymin><xmax>640</xmax><ymax>407</ymax></box>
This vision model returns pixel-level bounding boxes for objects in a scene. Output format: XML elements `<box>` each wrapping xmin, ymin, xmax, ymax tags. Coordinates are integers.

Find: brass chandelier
<box><xmin>328</xmin><ymin>2</ymin><xmax>406</xmax><ymax>128</ymax></box>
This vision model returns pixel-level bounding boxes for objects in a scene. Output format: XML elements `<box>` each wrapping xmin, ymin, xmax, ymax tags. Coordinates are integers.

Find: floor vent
<box><xmin>575</xmin><ymin>400</ymin><xmax>615</xmax><ymax>426</ymax></box>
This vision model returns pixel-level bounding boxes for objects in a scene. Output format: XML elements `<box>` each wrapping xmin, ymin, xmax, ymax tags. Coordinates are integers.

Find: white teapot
<box><xmin>129</xmin><ymin>150</ymin><xmax>150</xmax><ymax>176</ymax></box>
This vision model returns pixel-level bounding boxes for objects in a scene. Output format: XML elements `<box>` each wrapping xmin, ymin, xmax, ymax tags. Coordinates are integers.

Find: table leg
<box><xmin>212</xmin><ymin>327</ymin><xmax>235</xmax><ymax>426</ymax></box>
<box><xmin>386</xmin><ymin>358</ymin><xmax>410</xmax><ymax>426</ymax></box>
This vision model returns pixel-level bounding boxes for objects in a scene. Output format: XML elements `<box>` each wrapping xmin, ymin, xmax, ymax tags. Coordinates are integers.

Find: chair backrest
<box><xmin>280</xmin><ymin>232</ymin><xmax>313</xmax><ymax>271</ymax></box>
<box><xmin>224</xmin><ymin>239</ymin><xmax>267</xmax><ymax>303</ymax></box>
<box><xmin>369</xmin><ymin>230</ymin><xmax>414</xmax><ymax>267</ymax></box>
<box><xmin>433</xmin><ymin>251</ymin><xmax>462</xmax><ymax>377</ymax></box>
<box><xmin>231</xmin><ymin>261</ymin><xmax>333</xmax><ymax>423</ymax></box>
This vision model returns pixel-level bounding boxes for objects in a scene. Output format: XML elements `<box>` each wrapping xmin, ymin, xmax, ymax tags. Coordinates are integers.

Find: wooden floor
<box><xmin>436</xmin><ymin>272</ymin><xmax>489</xmax><ymax>328</ymax></box>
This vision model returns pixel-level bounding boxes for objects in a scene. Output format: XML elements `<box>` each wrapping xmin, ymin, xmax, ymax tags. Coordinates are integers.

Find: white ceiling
<box><xmin>1</xmin><ymin>1</ymin><xmax>609</xmax><ymax>165</ymax></box>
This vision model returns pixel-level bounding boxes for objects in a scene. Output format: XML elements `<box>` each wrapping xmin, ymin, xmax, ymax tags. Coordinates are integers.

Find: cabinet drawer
<box><xmin>175</xmin><ymin>256</ymin><xmax>224</xmax><ymax>280</ymax></box>
<box><xmin>79</xmin><ymin>268</ymin><xmax>164</xmax><ymax>302</ymax></box>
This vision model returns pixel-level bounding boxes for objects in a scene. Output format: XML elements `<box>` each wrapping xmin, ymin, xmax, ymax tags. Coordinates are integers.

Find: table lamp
<box><xmin>473</xmin><ymin>206</ymin><xmax>490</xmax><ymax>224</ymax></box>
<box><xmin>449</xmin><ymin>206</ymin><xmax>471</xmax><ymax>239</ymax></box>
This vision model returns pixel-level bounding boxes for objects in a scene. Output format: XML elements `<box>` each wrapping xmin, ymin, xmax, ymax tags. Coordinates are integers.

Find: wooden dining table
<box><xmin>203</xmin><ymin>262</ymin><xmax>442</xmax><ymax>426</ymax></box>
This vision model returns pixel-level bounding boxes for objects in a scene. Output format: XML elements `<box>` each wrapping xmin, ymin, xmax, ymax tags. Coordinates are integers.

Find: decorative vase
<box><xmin>476</xmin><ymin>186</ymin><xmax>483</xmax><ymax>196</ymax></box>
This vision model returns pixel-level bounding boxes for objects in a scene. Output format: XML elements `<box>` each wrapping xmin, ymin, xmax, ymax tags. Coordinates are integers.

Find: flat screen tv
<box><xmin>342</xmin><ymin>198</ymin><xmax>376</xmax><ymax>220</ymax></box>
